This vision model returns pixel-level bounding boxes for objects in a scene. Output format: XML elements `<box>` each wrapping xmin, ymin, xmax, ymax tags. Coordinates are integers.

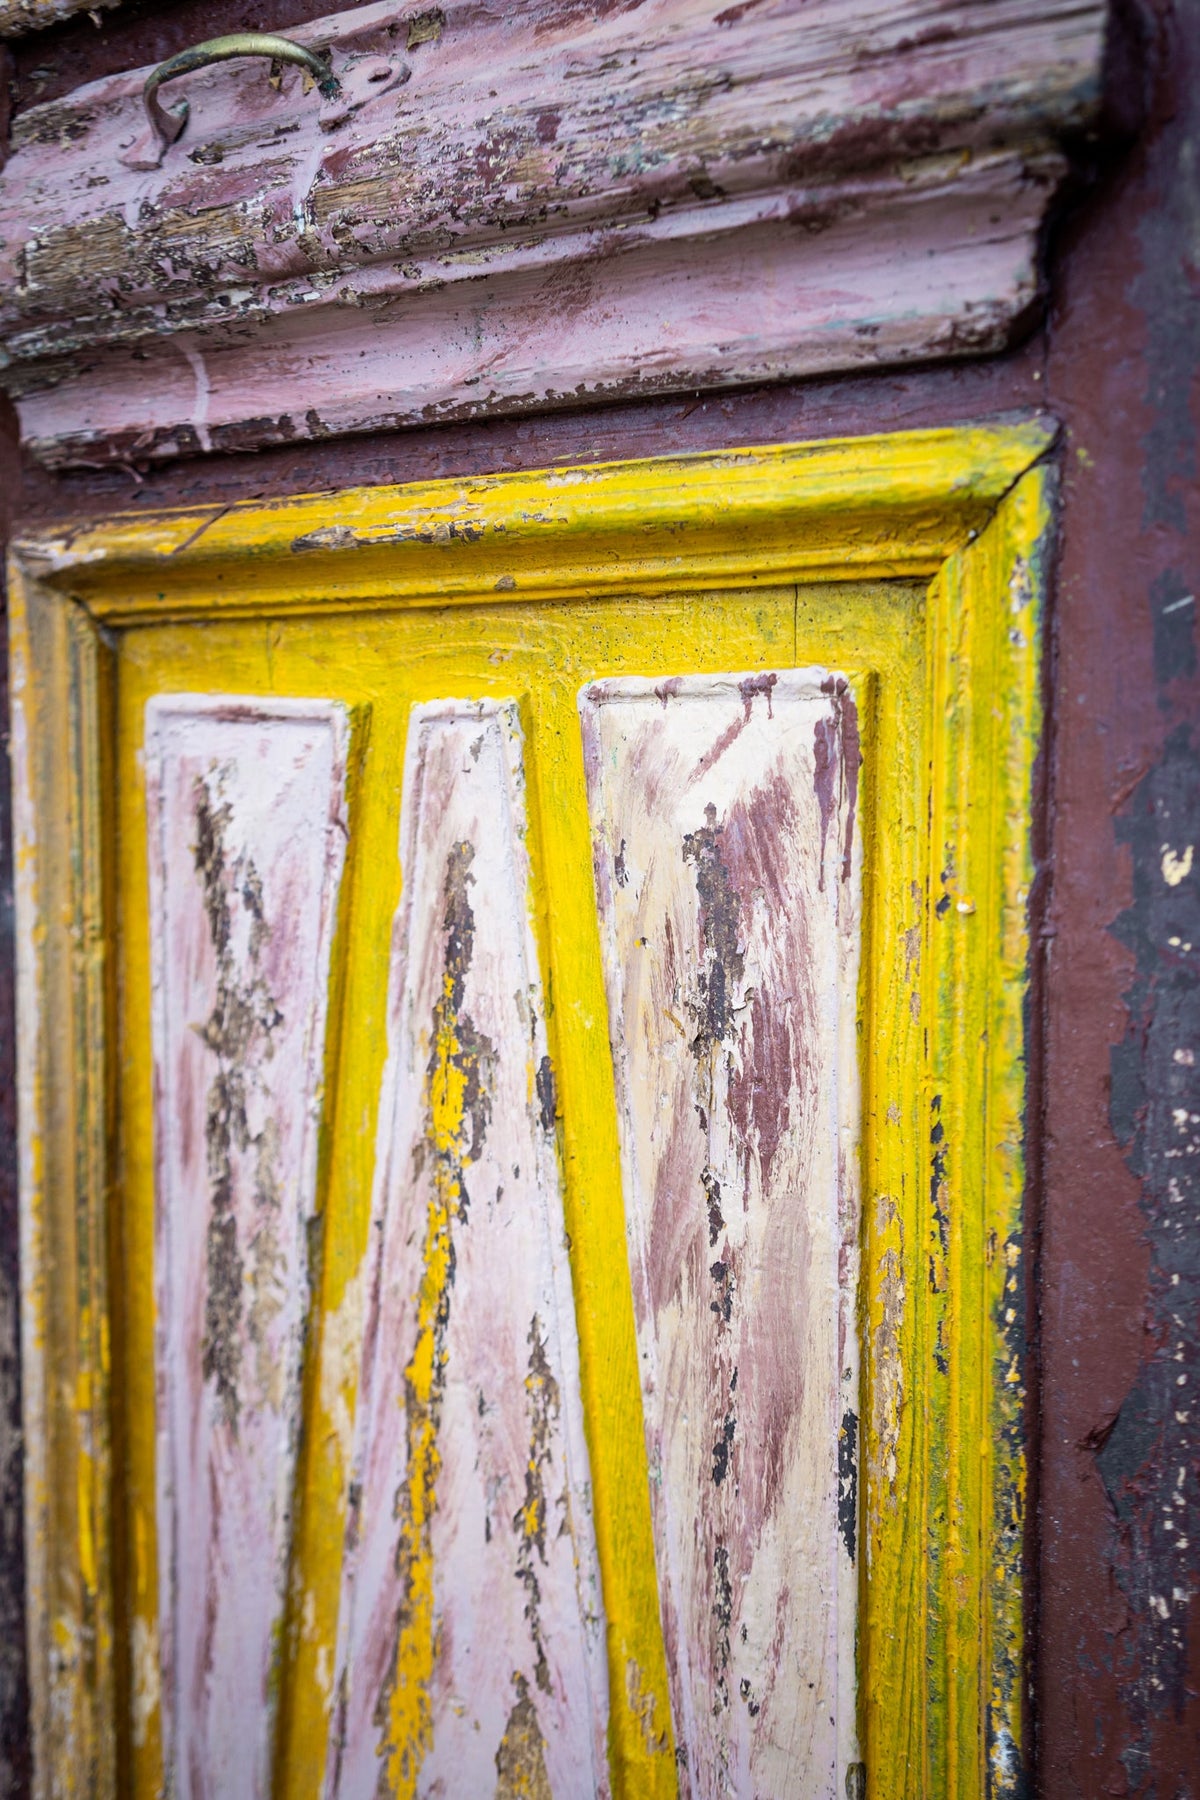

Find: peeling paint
<box><xmin>368</xmin><ymin>833</ymin><xmax>489</xmax><ymax>1793</ymax></box>
<box><xmin>190</xmin><ymin>774</ymin><xmax>285</xmax><ymax>1433</ymax></box>
<box><xmin>130</xmin><ymin>1616</ymin><xmax>159</xmax><ymax>1754</ymax></box>
<box><xmin>582</xmin><ymin>669</ymin><xmax>861</xmax><ymax>1794</ymax></box>
<box><xmin>330</xmin><ymin>700</ymin><xmax>608</xmax><ymax>1798</ymax></box>
<box><xmin>0</xmin><ymin>0</ymin><xmax>1106</xmax><ymax>464</ymax></box>
<box><xmin>146</xmin><ymin>697</ymin><xmax>348</xmax><ymax>1799</ymax></box>
<box><xmin>837</xmin><ymin>1410</ymin><xmax>858</xmax><ymax>1564</ymax></box>
<box><xmin>494</xmin><ymin>1674</ymin><xmax>552</xmax><ymax>1800</ymax></box>
<box><xmin>317</xmin><ymin>1265</ymin><xmax>366</xmax><ymax>1481</ymax></box>
<box><xmin>1102</xmin><ymin>726</ymin><xmax>1200</xmax><ymax>1749</ymax></box>
<box><xmin>625</xmin><ymin>1659</ymin><xmax>670</xmax><ymax>1759</ymax></box>
<box><xmin>513</xmin><ymin>1314</ymin><xmax>562</xmax><ymax>1699</ymax></box>
<box><xmin>870</xmin><ymin>1195</ymin><xmax>905</xmax><ymax>1512</ymax></box>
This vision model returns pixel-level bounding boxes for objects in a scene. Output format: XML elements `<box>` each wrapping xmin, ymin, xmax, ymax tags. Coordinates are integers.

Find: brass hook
<box><xmin>143</xmin><ymin>32</ymin><xmax>340</xmax><ymax>153</ymax></box>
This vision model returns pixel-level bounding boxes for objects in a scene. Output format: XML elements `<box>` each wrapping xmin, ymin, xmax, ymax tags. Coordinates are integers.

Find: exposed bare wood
<box><xmin>144</xmin><ymin>697</ymin><xmax>348</xmax><ymax>1800</ymax></box>
<box><xmin>0</xmin><ymin>0</ymin><xmax>119</xmax><ymax>37</ymax></box>
<box><xmin>580</xmin><ymin>670</ymin><xmax>862</xmax><ymax>1797</ymax></box>
<box><xmin>0</xmin><ymin>0</ymin><xmax>1107</xmax><ymax>463</ymax></box>
<box><xmin>329</xmin><ymin>700</ymin><xmax>608</xmax><ymax>1798</ymax></box>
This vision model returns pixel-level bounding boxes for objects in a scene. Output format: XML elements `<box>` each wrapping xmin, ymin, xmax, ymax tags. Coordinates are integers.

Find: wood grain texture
<box><xmin>581</xmin><ymin>671</ymin><xmax>862</xmax><ymax>1797</ymax></box>
<box><xmin>329</xmin><ymin>699</ymin><xmax>608</xmax><ymax>1799</ymax></box>
<box><xmin>0</xmin><ymin>0</ymin><xmax>1105</xmax><ymax>464</ymax></box>
<box><xmin>0</xmin><ymin>0</ymin><xmax>119</xmax><ymax>35</ymax></box>
<box><xmin>144</xmin><ymin>697</ymin><xmax>348</xmax><ymax>1800</ymax></box>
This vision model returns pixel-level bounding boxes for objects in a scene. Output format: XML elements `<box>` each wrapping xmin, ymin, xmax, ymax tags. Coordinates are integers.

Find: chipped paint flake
<box><xmin>329</xmin><ymin>700</ymin><xmax>608</xmax><ymax>1799</ymax></box>
<box><xmin>870</xmin><ymin>1195</ymin><xmax>905</xmax><ymax>1515</ymax></box>
<box><xmin>130</xmin><ymin>1615</ymin><xmax>159</xmax><ymax>1753</ymax></box>
<box><xmin>145</xmin><ymin>696</ymin><xmax>348</xmax><ymax>1800</ymax></box>
<box><xmin>580</xmin><ymin>670</ymin><xmax>862</xmax><ymax>1797</ymax></box>
<box><xmin>1161</xmin><ymin>842</ymin><xmax>1194</xmax><ymax>886</ymax></box>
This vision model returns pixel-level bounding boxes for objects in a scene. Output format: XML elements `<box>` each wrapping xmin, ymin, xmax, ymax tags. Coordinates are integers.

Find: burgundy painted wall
<box><xmin>1</xmin><ymin>0</ymin><xmax>1197</xmax><ymax>1792</ymax></box>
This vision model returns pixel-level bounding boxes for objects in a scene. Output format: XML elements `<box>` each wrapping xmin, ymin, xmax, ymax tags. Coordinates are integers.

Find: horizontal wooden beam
<box><xmin>22</xmin><ymin>420</ymin><xmax>1057</xmax><ymax>618</ymax></box>
<box><xmin>0</xmin><ymin>0</ymin><xmax>1106</xmax><ymax>463</ymax></box>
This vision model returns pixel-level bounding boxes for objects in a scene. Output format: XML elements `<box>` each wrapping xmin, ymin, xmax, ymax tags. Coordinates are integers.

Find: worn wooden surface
<box><xmin>145</xmin><ymin>697</ymin><xmax>348</xmax><ymax>1799</ymax></box>
<box><xmin>21</xmin><ymin>423</ymin><xmax>1056</xmax><ymax>622</ymax></box>
<box><xmin>329</xmin><ymin>699</ymin><xmax>608</xmax><ymax>1799</ymax></box>
<box><xmin>8</xmin><ymin>571</ymin><xmax>116</xmax><ymax>1800</ymax></box>
<box><xmin>581</xmin><ymin>672</ymin><xmax>861</xmax><ymax>1795</ymax></box>
<box><xmin>0</xmin><ymin>0</ymin><xmax>1106</xmax><ymax>464</ymax></box>
<box><xmin>0</xmin><ymin>0</ymin><xmax>118</xmax><ymax>36</ymax></box>
<box><xmin>13</xmin><ymin>427</ymin><xmax>1048</xmax><ymax>1798</ymax></box>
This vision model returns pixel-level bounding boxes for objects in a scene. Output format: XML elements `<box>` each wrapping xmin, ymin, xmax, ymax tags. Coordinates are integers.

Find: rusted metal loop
<box><xmin>143</xmin><ymin>32</ymin><xmax>340</xmax><ymax>152</ymax></box>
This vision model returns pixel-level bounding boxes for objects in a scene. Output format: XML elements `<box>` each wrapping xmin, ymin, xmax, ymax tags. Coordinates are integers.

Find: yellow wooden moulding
<box><xmin>9</xmin><ymin>421</ymin><xmax>1055</xmax><ymax>1799</ymax></box>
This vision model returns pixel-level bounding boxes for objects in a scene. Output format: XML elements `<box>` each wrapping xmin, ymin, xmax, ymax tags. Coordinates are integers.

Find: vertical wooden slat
<box><xmin>329</xmin><ymin>699</ymin><xmax>608</xmax><ymax>1800</ymax></box>
<box><xmin>920</xmin><ymin>469</ymin><xmax>1050</xmax><ymax>1799</ymax></box>
<box><xmin>580</xmin><ymin>670</ymin><xmax>862</xmax><ymax>1800</ymax></box>
<box><xmin>9</xmin><ymin>568</ymin><xmax>117</xmax><ymax>1800</ymax></box>
<box><xmin>144</xmin><ymin>697</ymin><xmax>348</xmax><ymax>1800</ymax></box>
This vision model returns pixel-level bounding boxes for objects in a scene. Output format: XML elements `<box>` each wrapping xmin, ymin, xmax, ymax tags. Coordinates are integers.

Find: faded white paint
<box><xmin>328</xmin><ymin>699</ymin><xmax>608</xmax><ymax>1798</ymax></box>
<box><xmin>145</xmin><ymin>696</ymin><xmax>349</xmax><ymax>1800</ymax></box>
<box><xmin>581</xmin><ymin>671</ymin><xmax>862</xmax><ymax>1798</ymax></box>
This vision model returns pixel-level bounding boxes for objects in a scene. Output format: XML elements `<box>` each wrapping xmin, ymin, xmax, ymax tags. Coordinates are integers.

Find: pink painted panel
<box><xmin>145</xmin><ymin>696</ymin><xmax>349</xmax><ymax>1800</ymax></box>
<box><xmin>11</xmin><ymin>150</ymin><xmax>1054</xmax><ymax>468</ymax></box>
<box><xmin>0</xmin><ymin>0</ymin><xmax>1106</xmax><ymax>464</ymax></box>
<box><xmin>580</xmin><ymin>671</ymin><xmax>862</xmax><ymax>1798</ymax></box>
<box><xmin>329</xmin><ymin>700</ymin><xmax>608</xmax><ymax>1799</ymax></box>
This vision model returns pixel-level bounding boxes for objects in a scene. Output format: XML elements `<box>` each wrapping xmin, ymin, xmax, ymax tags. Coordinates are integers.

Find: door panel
<box><xmin>116</xmin><ymin>587</ymin><xmax>875</xmax><ymax>1797</ymax></box>
<box><xmin>14</xmin><ymin>432</ymin><xmax>1048</xmax><ymax>1800</ymax></box>
<box><xmin>580</xmin><ymin>673</ymin><xmax>860</xmax><ymax>1797</ymax></box>
<box><xmin>329</xmin><ymin>700</ymin><xmax>608</xmax><ymax>1800</ymax></box>
<box><xmin>144</xmin><ymin>698</ymin><xmax>350</xmax><ymax>1800</ymax></box>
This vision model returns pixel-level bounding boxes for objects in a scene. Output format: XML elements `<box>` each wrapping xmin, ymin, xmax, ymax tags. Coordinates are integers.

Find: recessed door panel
<box><xmin>145</xmin><ymin>697</ymin><xmax>349</xmax><ymax>1800</ymax></box>
<box><xmin>15</xmin><ymin>433</ymin><xmax>1046</xmax><ymax>1800</ymax></box>
<box><xmin>580</xmin><ymin>672</ymin><xmax>861</xmax><ymax>1797</ymax></box>
<box><xmin>329</xmin><ymin>700</ymin><xmax>608</xmax><ymax>1800</ymax></box>
<box><xmin>115</xmin><ymin>588</ymin><xmax>878</xmax><ymax>1799</ymax></box>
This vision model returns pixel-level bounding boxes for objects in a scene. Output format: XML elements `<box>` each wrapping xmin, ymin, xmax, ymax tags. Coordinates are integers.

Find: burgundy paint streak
<box><xmin>815</xmin><ymin>677</ymin><xmax>861</xmax><ymax>892</ymax></box>
<box><xmin>724</xmin><ymin>770</ymin><xmax>809</xmax><ymax>1203</ymax></box>
<box><xmin>689</xmin><ymin>673</ymin><xmax>778</xmax><ymax>784</ymax></box>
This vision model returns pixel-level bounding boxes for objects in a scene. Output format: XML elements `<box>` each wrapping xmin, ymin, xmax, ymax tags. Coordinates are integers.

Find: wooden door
<box><xmin>11</xmin><ymin>430</ymin><xmax>1048</xmax><ymax>1799</ymax></box>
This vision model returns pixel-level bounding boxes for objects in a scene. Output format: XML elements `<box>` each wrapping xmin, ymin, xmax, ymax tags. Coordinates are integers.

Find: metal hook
<box><xmin>143</xmin><ymin>32</ymin><xmax>340</xmax><ymax>154</ymax></box>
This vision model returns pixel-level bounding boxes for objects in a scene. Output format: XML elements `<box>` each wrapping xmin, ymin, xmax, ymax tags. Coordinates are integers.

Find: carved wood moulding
<box><xmin>0</xmin><ymin>0</ymin><xmax>1108</xmax><ymax>465</ymax></box>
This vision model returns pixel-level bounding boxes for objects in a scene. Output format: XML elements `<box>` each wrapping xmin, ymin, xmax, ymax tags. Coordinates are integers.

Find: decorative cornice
<box><xmin>0</xmin><ymin>0</ymin><xmax>1107</xmax><ymax>465</ymax></box>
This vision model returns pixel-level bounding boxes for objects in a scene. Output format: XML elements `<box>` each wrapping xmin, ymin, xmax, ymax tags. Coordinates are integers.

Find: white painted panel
<box><xmin>580</xmin><ymin>670</ymin><xmax>862</xmax><ymax>1798</ymax></box>
<box><xmin>145</xmin><ymin>696</ymin><xmax>349</xmax><ymax>1800</ymax></box>
<box><xmin>329</xmin><ymin>700</ymin><xmax>608</xmax><ymax>1799</ymax></box>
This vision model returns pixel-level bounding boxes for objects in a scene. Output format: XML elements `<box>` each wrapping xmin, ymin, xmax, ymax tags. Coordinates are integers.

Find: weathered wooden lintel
<box><xmin>0</xmin><ymin>0</ymin><xmax>1108</xmax><ymax>466</ymax></box>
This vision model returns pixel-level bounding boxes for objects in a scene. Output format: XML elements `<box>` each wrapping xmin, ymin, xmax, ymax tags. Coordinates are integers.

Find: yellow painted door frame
<box><xmin>9</xmin><ymin>422</ymin><xmax>1053</xmax><ymax>1798</ymax></box>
